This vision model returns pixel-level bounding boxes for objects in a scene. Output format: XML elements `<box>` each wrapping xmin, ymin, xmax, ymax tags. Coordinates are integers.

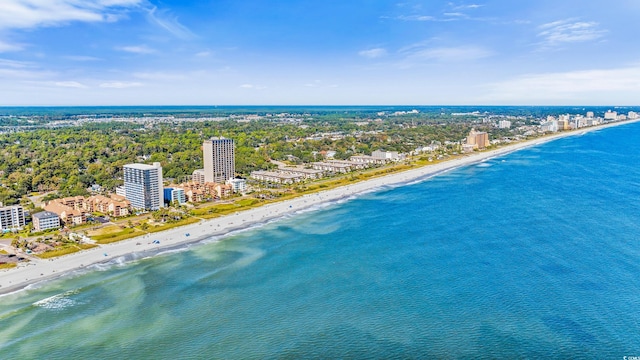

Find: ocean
<box><xmin>1</xmin><ymin>123</ymin><xmax>640</xmax><ymax>358</ymax></box>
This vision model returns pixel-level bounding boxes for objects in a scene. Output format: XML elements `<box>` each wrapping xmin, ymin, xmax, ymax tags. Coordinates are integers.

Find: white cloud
<box><xmin>450</xmin><ymin>3</ymin><xmax>484</xmax><ymax>10</ymax></box>
<box><xmin>401</xmin><ymin>45</ymin><xmax>493</xmax><ymax>63</ymax></box>
<box><xmin>0</xmin><ymin>40</ymin><xmax>24</xmax><ymax>52</ymax></box>
<box><xmin>537</xmin><ymin>19</ymin><xmax>607</xmax><ymax>48</ymax></box>
<box><xmin>117</xmin><ymin>45</ymin><xmax>156</xmax><ymax>54</ymax></box>
<box><xmin>195</xmin><ymin>51</ymin><xmax>211</xmax><ymax>57</ymax></box>
<box><xmin>0</xmin><ymin>0</ymin><xmax>143</xmax><ymax>30</ymax></box>
<box><xmin>55</xmin><ymin>81</ymin><xmax>87</xmax><ymax>88</ymax></box>
<box><xmin>146</xmin><ymin>6</ymin><xmax>194</xmax><ymax>39</ymax></box>
<box><xmin>63</xmin><ymin>55</ymin><xmax>101</xmax><ymax>61</ymax></box>
<box><xmin>483</xmin><ymin>65</ymin><xmax>640</xmax><ymax>103</ymax></box>
<box><xmin>358</xmin><ymin>48</ymin><xmax>388</xmax><ymax>59</ymax></box>
<box><xmin>99</xmin><ymin>81</ymin><xmax>142</xmax><ymax>88</ymax></box>
<box><xmin>393</xmin><ymin>15</ymin><xmax>437</xmax><ymax>21</ymax></box>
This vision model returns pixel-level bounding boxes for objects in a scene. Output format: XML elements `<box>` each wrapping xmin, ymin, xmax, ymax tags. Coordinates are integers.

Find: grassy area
<box><xmin>192</xmin><ymin>198</ymin><xmax>265</xmax><ymax>219</ymax></box>
<box><xmin>93</xmin><ymin>227</ymin><xmax>145</xmax><ymax>244</ymax></box>
<box><xmin>145</xmin><ymin>217</ymin><xmax>201</xmax><ymax>233</ymax></box>
<box><xmin>37</xmin><ymin>243</ymin><xmax>98</xmax><ymax>259</ymax></box>
<box><xmin>0</xmin><ymin>263</ymin><xmax>17</xmax><ymax>270</ymax></box>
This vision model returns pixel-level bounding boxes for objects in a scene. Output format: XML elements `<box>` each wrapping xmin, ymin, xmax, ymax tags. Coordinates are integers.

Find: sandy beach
<box><xmin>1</xmin><ymin>119</ymin><xmax>638</xmax><ymax>296</ymax></box>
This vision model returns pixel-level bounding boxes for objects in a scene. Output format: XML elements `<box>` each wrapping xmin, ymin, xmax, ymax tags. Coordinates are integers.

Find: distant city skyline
<box><xmin>0</xmin><ymin>0</ymin><xmax>639</xmax><ymax>106</ymax></box>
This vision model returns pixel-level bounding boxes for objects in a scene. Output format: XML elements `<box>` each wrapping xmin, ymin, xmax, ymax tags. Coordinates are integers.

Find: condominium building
<box><xmin>203</xmin><ymin>137</ymin><xmax>235</xmax><ymax>183</ymax></box>
<box><xmin>32</xmin><ymin>211</ymin><xmax>61</xmax><ymax>232</ymax></box>
<box><xmin>226</xmin><ymin>178</ymin><xmax>248</xmax><ymax>193</ymax></box>
<box><xmin>498</xmin><ymin>120</ymin><xmax>512</xmax><ymax>129</ymax></box>
<box><xmin>164</xmin><ymin>187</ymin><xmax>186</xmax><ymax>205</ymax></box>
<box><xmin>123</xmin><ymin>162</ymin><xmax>164</xmax><ymax>211</ymax></box>
<box><xmin>604</xmin><ymin>110</ymin><xmax>618</xmax><ymax>120</ymax></box>
<box><xmin>467</xmin><ymin>130</ymin><xmax>490</xmax><ymax>149</ymax></box>
<box><xmin>192</xmin><ymin>169</ymin><xmax>206</xmax><ymax>184</ymax></box>
<box><xmin>0</xmin><ymin>205</ymin><xmax>25</xmax><ymax>231</ymax></box>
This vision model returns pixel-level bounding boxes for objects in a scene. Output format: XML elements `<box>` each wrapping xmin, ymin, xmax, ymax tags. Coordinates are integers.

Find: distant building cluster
<box><xmin>42</xmin><ymin>194</ymin><xmax>130</xmax><ymax>227</ymax></box>
<box><xmin>249</xmin><ymin>149</ymin><xmax>405</xmax><ymax>184</ymax></box>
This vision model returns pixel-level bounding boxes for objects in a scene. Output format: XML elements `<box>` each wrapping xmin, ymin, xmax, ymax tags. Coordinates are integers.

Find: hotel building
<box><xmin>203</xmin><ymin>137</ymin><xmax>235</xmax><ymax>183</ymax></box>
<box><xmin>123</xmin><ymin>162</ymin><xmax>164</xmax><ymax>211</ymax></box>
<box><xmin>466</xmin><ymin>130</ymin><xmax>490</xmax><ymax>150</ymax></box>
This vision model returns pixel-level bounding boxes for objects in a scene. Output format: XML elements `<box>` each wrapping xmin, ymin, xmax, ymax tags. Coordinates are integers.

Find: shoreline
<box><xmin>1</xmin><ymin>118</ymin><xmax>638</xmax><ymax>296</ymax></box>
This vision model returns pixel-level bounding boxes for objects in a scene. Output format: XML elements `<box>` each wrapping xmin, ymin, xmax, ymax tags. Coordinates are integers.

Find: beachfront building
<box><xmin>278</xmin><ymin>167</ymin><xmax>325</xmax><ymax>180</ymax></box>
<box><xmin>164</xmin><ymin>187</ymin><xmax>187</xmax><ymax>205</ymax></box>
<box><xmin>203</xmin><ymin>137</ymin><xmax>235</xmax><ymax>183</ymax></box>
<box><xmin>250</xmin><ymin>171</ymin><xmax>304</xmax><ymax>184</ymax></box>
<box><xmin>557</xmin><ymin>119</ymin><xmax>571</xmax><ymax>131</ymax></box>
<box><xmin>350</xmin><ymin>155</ymin><xmax>387</xmax><ymax>165</ymax></box>
<box><xmin>32</xmin><ymin>211</ymin><xmax>61</xmax><ymax>232</ymax></box>
<box><xmin>44</xmin><ymin>201</ymin><xmax>86</xmax><ymax>226</ymax></box>
<box><xmin>123</xmin><ymin>162</ymin><xmax>164</xmax><ymax>211</ymax></box>
<box><xmin>372</xmin><ymin>150</ymin><xmax>401</xmax><ymax>161</ymax></box>
<box><xmin>604</xmin><ymin>110</ymin><xmax>617</xmax><ymax>120</ymax></box>
<box><xmin>227</xmin><ymin>178</ymin><xmax>247</xmax><ymax>193</ymax></box>
<box><xmin>0</xmin><ymin>205</ymin><xmax>25</xmax><ymax>232</ymax></box>
<box><xmin>174</xmin><ymin>181</ymin><xmax>232</xmax><ymax>202</ymax></box>
<box><xmin>466</xmin><ymin>130</ymin><xmax>490</xmax><ymax>150</ymax></box>
<box><xmin>540</xmin><ymin>120</ymin><xmax>559</xmax><ymax>133</ymax></box>
<box><xmin>311</xmin><ymin>162</ymin><xmax>352</xmax><ymax>174</ymax></box>
<box><xmin>86</xmin><ymin>195</ymin><xmax>130</xmax><ymax>217</ymax></box>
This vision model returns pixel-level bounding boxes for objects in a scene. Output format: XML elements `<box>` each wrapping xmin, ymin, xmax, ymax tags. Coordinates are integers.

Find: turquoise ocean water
<box><xmin>2</xmin><ymin>123</ymin><xmax>640</xmax><ymax>358</ymax></box>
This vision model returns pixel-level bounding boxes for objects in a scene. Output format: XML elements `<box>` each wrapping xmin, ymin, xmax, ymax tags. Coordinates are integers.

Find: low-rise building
<box><xmin>164</xmin><ymin>188</ymin><xmax>187</xmax><ymax>205</ymax></box>
<box><xmin>250</xmin><ymin>171</ymin><xmax>304</xmax><ymax>184</ymax></box>
<box><xmin>32</xmin><ymin>211</ymin><xmax>61</xmax><ymax>232</ymax></box>
<box><xmin>372</xmin><ymin>150</ymin><xmax>400</xmax><ymax>161</ymax></box>
<box><xmin>279</xmin><ymin>167</ymin><xmax>325</xmax><ymax>179</ymax></box>
<box><xmin>44</xmin><ymin>201</ymin><xmax>86</xmax><ymax>226</ymax></box>
<box><xmin>227</xmin><ymin>178</ymin><xmax>248</xmax><ymax>193</ymax></box>
<box><xmin>350</xmin><ymin>155</ymin><xmax>387</xmax><ymax>165</ymax></box>
<box><xmin>311</xmin><ymin>162</ymin><xmax>352</xmax><ymax>173</ymax></box>
<box><xmin>174</xmin><ymin>181</ymin><xmax>232</xmax><ymax>202</ymax></box>
<box><xmin>86</xmin><ymin>195</ymin><xmax>130</xmax><ymax>217</ymax></box>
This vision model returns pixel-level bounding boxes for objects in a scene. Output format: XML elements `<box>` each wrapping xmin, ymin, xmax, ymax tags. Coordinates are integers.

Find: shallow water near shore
<box><xmin>2</xmin><ymin>123</ymin><xmax>640</xmax><ymax>358</ymax></box>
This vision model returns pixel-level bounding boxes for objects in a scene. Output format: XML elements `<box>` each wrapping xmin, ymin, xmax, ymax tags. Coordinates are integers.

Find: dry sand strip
<box><xmin>1</xmin><ymin>118</ymin><xmax>638</xmax><ymax>296</ymax></box>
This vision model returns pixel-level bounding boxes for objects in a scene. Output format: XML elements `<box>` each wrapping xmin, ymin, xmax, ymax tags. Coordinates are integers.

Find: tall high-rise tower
<box><xmin>123</xmin><ymin>162</ymin><xmax>164</xmax><ymax>211</ymax></box>
<box><xmin>203</xmin><ymin>137</ymin><xmax>235</xmax><ymax>183</ymax></box>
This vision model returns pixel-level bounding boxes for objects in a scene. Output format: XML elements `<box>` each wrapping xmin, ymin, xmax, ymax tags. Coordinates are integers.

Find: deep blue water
<box><xmin>1</xmin><ymin>123</ymin><xmax>640</xmax><ymax>358</ymax></box>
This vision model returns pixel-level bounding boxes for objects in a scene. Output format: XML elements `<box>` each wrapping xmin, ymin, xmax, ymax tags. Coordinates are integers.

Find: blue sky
<box><xmin>0</xmin><ymin>0</ymin><xmax>639</xmax><ymax>106</ymax></box>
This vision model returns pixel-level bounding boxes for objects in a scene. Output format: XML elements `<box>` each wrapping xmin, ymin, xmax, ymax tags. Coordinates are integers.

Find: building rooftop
<box><xmin>32</xmin><ymin>211</ymin><xmax>59</xmax><ymax>219</ymax></box>
<box><xmin>124</xmin><ymin>163</ymin><xmax>158</xmax><ymax>170</ymax></box>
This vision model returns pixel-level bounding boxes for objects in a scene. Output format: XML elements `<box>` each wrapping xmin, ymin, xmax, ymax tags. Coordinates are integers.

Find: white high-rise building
<box><xmin>123</xmin><ymin>162</ymin><xmax>164</xmax><ymax>211</ymax></box>
<box><xmin>0</xmin><ymin>205</ymin><xmax>25</xmax><ymax>231</ymax></box>
<box><xmin>498</xmin><ymin>120</ymin><xmax>511</xmax><ymax>129</ymax></box>
<box><xmin>604</xmin><ymin>110</ymin><xmax>618</xmax><ymax>120</ymax></box>
<box><xmin>203</xmin><ymin>137</ymin><xmax>235</xmax><ymax>183</ymax></box>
